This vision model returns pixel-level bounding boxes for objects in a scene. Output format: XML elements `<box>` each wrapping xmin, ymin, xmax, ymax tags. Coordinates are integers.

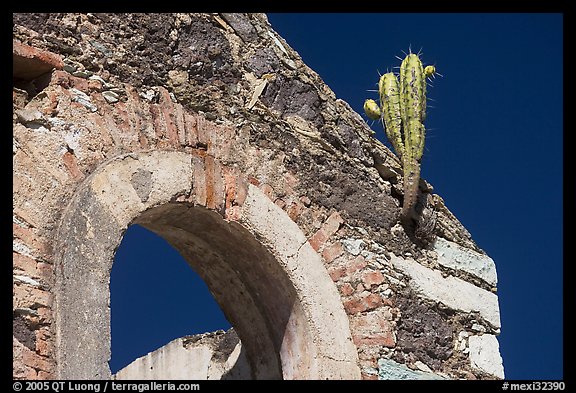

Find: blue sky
<box><xmin>110</xmin><ymin>14</ymin><xmax>563</xmax><ymax>379</ymax></box>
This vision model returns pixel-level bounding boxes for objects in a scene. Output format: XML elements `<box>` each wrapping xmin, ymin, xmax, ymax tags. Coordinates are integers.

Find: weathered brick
<box><xmin>286</xmin><ymin>200</ymin><xmax>305</xmax><ymax>221</ymax></box>
<box><xmin>22</xmin><ymin>349</ymin><xmax>52</xmax><ymax>372</ymax></box>
<box><xmin>343</xmin><ymin>297</ymin><xmax>365</xmax><ymax>314</ymax></box>
<box><xmin>36</xmin><ymin>327</ymin><xmax>52</xmax><ymax>357</ymax></box>
<box><xmin>191</xmin><ymin>154</ymin><xmax>207</xmax><ymax>206</ymax></box>
<box><xmin>339</xmin><ymin>282</ymin><xmax>354</xmax><ymax>296</ymax></box>
<box><xmin>157</xmin><ymin>87</ymin><xmax>179</xmax><ymax>146</ymax></box>
<box><xmin>13</xmin><ymin>284</ymin><xmax>51</xmax><ymax>308</ymax></box>
<box><xmin>361</xmin><ymin>372</ymin><xmax>379</xmax><ymax>380</ymax></box>
<box><xmin>351</xmin><ymin>308</ymin><xmax>396</xmax><ymax>348</ymax></box>
<box><xmin>362</xmin><ymin>270</ymin><xmax>385</xmax><ymax>288</ymax></box>
<box><xmin>343</xmin><ymin>291</ymin><xmax>383</xmax><ymax>315</ymax></box>
<box><xmin>260</xmin><ymin>184</ymin><xmax>274</xmax><ymax>201</ymax></box>
<box><xmin>13</xmin><ymin>224</ymin><xmax>48</xmax><ymax>257</ymax></box>
<box><xmin>309</xmin><ymin>211</ymin><xmax>344</xmax><ymax>252</ymax></box>
<box><xmin>62</xmin><ymin>151</ymin><xmax>85</xmax><ymax>181</ymax></box>
<box><xmin>328</xmin><ymin>266</ymin><xmax>346</xmax><ymax>282</ymax></box>
<box><xmin>346</xmin><ymin>255</ymin><xmax>368</xmax><ymax>275</ymax></box>
<box><xmin>183</xmin><ymin>113</ymin><xmax>199</xmax><ymax>147</ymax></box>
<box><xmin>13</xmin><ymin>252</ymin><xmax>38</xmax><ymax>277</ymax></box>
<box><xmin>204</xmin><ymin>155</ymin><xmax>225</xmax><ymax>211</ymax></box>
<box><xmin>13</xmin><ymin>40</ymin><xmax>63</xmax><ymax>80</ymax></box>
<box><xmin>322</xmin><ymin>241</ymin><xmax>344</xmax><ymax>263</ymax></box>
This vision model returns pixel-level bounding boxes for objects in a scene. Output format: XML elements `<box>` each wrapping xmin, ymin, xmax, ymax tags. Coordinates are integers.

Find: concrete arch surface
<box><xmin>53</xmin><ymin>150</ymin><xmax>360</xmax><ymax>380</ymax></box>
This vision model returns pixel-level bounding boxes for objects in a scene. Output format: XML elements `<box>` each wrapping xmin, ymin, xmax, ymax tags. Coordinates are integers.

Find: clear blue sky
<box><xmin>110</xmin><ymin>13</ymin><xmax>563</xmax><ymax>379</ymax></box>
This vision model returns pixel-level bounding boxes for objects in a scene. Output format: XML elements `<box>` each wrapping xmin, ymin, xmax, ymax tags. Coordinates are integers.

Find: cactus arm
<box><xmin>378</xmin><ymin>73</ymin><xmax>405</xmax><ymax>160</ymax></box>
<box><xmin>398</xmin><ymin>54</ymin><xmax>427</xmax><ymax>222</ymax></box>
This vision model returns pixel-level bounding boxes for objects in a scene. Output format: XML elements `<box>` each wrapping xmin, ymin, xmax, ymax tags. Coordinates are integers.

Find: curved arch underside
<box><xmin>54</xmin><ymin>150</ymin><xmax>360</xmax><ymax>380</ymax></box>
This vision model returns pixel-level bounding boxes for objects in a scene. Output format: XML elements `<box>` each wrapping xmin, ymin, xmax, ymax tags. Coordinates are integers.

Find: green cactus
<box><xmin>363</xmin><ymin>52</ymin><xmax>437</xmax><ymax>225</ymax></box>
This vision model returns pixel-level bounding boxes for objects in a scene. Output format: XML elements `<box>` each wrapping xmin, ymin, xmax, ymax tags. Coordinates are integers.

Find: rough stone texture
<box><xmin>434</xmin><ymin>237</ymin><xmax>498</xmax><ymax>287</ymax></box>
<box><xmin>378</xmin><ymin>358</ymin><xmax>446</xmax><ymax>380</ymax></box>
<box><xmin>392</xmin><ymin>255</ymin><xmax>501</xmax><ymax>329</ymax></box>
<box><xmin>114</xmin><ymin>329</ymin><xmax>251</xmax><ymax>380</ymax></box>
<box><xmin>468</xmin><ymin>335</ymin><xmax>505</xmax><ymax>379</ymax></box>
<box><xmin>13</xmin><ymin>13</ymin><xmax>503</xmax><ymax>380</ymax></box>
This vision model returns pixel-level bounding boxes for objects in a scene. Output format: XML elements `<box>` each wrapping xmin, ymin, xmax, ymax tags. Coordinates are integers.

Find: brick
<box><xmin>343</xmin><ymin>291</ymin><xmax>383</xmax><ymax>315</ymax></box>
<box><xmin>62</xmin><ymin>151</ymin><xmax>85</xmax><ymax>181</ymax></box>
<box><xmin>328</xmin><ymin>266</ymin><xmax>346</xmax><ymax>282</ymax></box>
<box><xmin>362</xmin><ymin>270</ymin><xmax>385</xmax><ymax>287</ymax></box>
<box><xmin>260</xmin><ymin>184</ymin><xmax>274</xmax><ymax>201</ymax></box>
<box><xmin>191</xmin><ymin>155</ymin><xmax>206</xmax><ymax>206</ymax></box>
<box><xmin>204</xmin><ymin>155</ymin><xmax>224</xmax><ymax>211</ymax></box>
<box><xmin>287</xmin><ymin>200</ymin><xmax>305</xmax><ymax>221</ymax></box>
<box><xmin>157</xmin><ymin>87</ymin><xmax>179</xmax><ymax>146</ymax></box>
<box><xmin>322</xmin><ymin>241</ymin><xmax>344</xmax><ymax>263</ymax></box>
<box><xmin>339</xmin><ymin>282</ymin><xmax>354</xmax><ymax>296</ymax></box>
<box><xmin>308</xmin><ymin>211</ymin><xmax>344</xmax><ymax>252</ymax></box>
<box><xmin>13</xmin><ymin>252</ymin><xmax>38</xmax><ymax>277</ymax></box>
<box><xmin>13</xmin><ymin>284</ymin><xmax>51</xmax><ymax>308</ymax></box>
<box><xmin>351</xmin><ymin>308</ymin><xmax>396</xmax><ymax>348</ymax></box>
<box><xmin>183</xmin><ymin>113</ymin><xmax>199</xmax><ymax>147</ymax></box>
<box><xmin>13</xmin><ymin>40</ymin><xmax>63</xmax><ymax>80</ymax></box>
<box><xmin>343</xmin><ymin>297</ymin><xmax>365</xmax><ymax>314</ymax></box>
<box><xmin>346</xmin><ymin>255</ymin><xmax>367</xmax><ymax>275</ymax></box>
<box><xmin>274</xmin><ymin>198</ymin><xmax>287</xmax><ymax>210</ymax></box>
<box><xmin>22</xmin><ymin>349</ymin><xmax>52</xmax><ymax>372</ymax></box>
<box><xmin>13</xmin><ymin>224</ymin><xmax>48</xmax><ymax>257</ymax></box>
<box><xmin>36</xmin><ymin>328</ymin><xmax>52</xmax><ymax>357</ymax></box>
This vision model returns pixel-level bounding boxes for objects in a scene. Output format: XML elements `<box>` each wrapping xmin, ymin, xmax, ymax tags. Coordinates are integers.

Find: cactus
<box><xmin>363</xmin><ymin>51</ymin><xmax>437</xmax><ymax>225</ymax></box>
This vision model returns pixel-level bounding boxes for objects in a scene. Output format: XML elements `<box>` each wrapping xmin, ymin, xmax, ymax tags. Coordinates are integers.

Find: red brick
<box><xmin>274</xmin><ymin>199</ymin><xmax>287</xmax><ymax>210</ymax></box>
<box><xmin>308</xmin><ymin>212</ymin><xmax>344</xmax><ymax>252</ymax></box>
<box><xmin>364</xmin><ymin>293</ymin><xmax>383</xmax><ymax>309</ymax></box>
<box><xmin>308</xmin><ymin>228</ymin><xmax>328</xmax><ymax>252</ymax></box>
<box><xmin>362</xmin><ymin>270</ymin><xmax>385</xmax><ymax>287</ymax></box>
<box><xmin>346</xmin><ymin>255</ymin><xmax>367</xmax><ymax>275</ymax></box>
<box><xmin>183</xmin><ymin>113</ymin><xmax>199</xmax><ymax>147</ymax></box>
<box><xmin>204</xmin><ymin>155</ymin><xmax>224</xmax><ymax>211</ymax></box>
<box><xmin>36</xmin><ymin>327</ymin><xmax>52</xmax><ymax>357</ymax></box>
<box><xmin>287</xmin><ymin>200</ymin><xmax>305</xmax><ymax>221</ymax></box>
<box><xmin>192</xmin><ymin>155</ymin><xmax>206</xmax><ymax>206</ymax></box>
<box><xmin>328</xmin><ymin>266</ymin><xmax>346</xmax><ymax>282</ymax></box>
<box><xmin>339</xmin><ymin>282</ymin><xmax>354</xmax><ymax>296</ymax></box>
<box><xmin>157</xmin><ymin>87</ymin><xmax>179</xmax><ymax>146</ymax></box>
<box><xmin>343</xmin><ymin>291</ymin><xmax>383</xmax><ymax>315</ymax></box>
<box><xmin>260</xmin><ymin>184</ymin><xmax>274</xmax><ymax>201</ymax></box>
<box><xmin>13</xmin><ymin>224</ymin><xmax>48</xmax><ymax>257</ymax></box>
<box><xmin>62</xmin><ymin>151</ymin><xmax>85</xmax><ymax>181</ymax></box>
<box><xmin>22</xmin><ymin>349</ymin><xmax>52</xmax><ymax>372</ymax></box>
<box><xmin>13</xmin><ymin>40</ymin><xmax>63</xmax><ymax>80</ymax></box>
<box><xmin>37</xmin><ymin>370</ymin><xmax>52</xmax><ymax>380</ymax></box>
<box><xmin>350</xmin><ymin>308</ymin><xmax>396</xmax><ymax>348</ymax></box>
<box><xmin>322</xmin><ymin>241</ymin><xmax>344</xmax><ymax>263</ymax></box>
<box><xmin>13</xmin><ymin>252</ymin><xmax>37</xmax><ymax>277</ymax></box>
<box><xmin>13</xmin><ymin>284</ymin><xmax>51</xmax><ymax>308</ymax></box>
<box><xmin>196</xmin><ymin>115</ymin><xmax>210</xmax><ymax>147</ymax></box>
<box><xmin>323</xmin><ymin>211</ymin><xmax>344</xmax><ymax>237</ymax></box>
<box><xmin>343</xmin><ymin>297</ymin><xmax>365</xmax><ymax>314</ymax></box>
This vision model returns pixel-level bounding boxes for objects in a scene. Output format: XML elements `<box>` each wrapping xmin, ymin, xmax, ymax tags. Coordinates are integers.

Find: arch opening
<box><xmin>54</xmin><ymin>151</ymin><xmax>360</xmax><ymax>380</ymax></box>
<box><xmin>109</xmin><ymin>223</ymin><xmax>233</xmax><ymax>376</ymax></box>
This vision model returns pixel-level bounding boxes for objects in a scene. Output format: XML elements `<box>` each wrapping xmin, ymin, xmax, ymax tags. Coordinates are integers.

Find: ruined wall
<box><xmin>13</xmin><ymin>13</ymin><xmax>503</xmax><ymax>380</ymax></box>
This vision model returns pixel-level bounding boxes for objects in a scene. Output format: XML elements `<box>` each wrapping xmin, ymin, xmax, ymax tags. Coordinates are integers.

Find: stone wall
<box><xmin>13</xmin><ymin>13</ymin><xmax>503</xmax><ymax>380</ymax></box>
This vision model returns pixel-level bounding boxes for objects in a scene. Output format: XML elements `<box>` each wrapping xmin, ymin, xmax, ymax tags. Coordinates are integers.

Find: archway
<box><xmin>109</xmin><ymin>224</ymin><xmax>233</xmax><ymax>375</ymax></box>
<box><xmin>54</xmin><ymin>150</ymin><xmax>360</xmax><ymax>380</ymax></box>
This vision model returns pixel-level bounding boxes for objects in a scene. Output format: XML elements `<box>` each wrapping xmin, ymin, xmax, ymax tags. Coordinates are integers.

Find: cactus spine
<box><xmin>364</xmin><ymin>52</ymin><xmax>436</xmax><ymax>224</ymax></box>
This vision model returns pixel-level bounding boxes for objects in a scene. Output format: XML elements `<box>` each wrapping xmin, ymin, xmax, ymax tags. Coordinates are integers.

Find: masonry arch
<box><xmin>54</xmin><ymin>150</ymin><xmax>360</xmax><ymax>380</ymax></box>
